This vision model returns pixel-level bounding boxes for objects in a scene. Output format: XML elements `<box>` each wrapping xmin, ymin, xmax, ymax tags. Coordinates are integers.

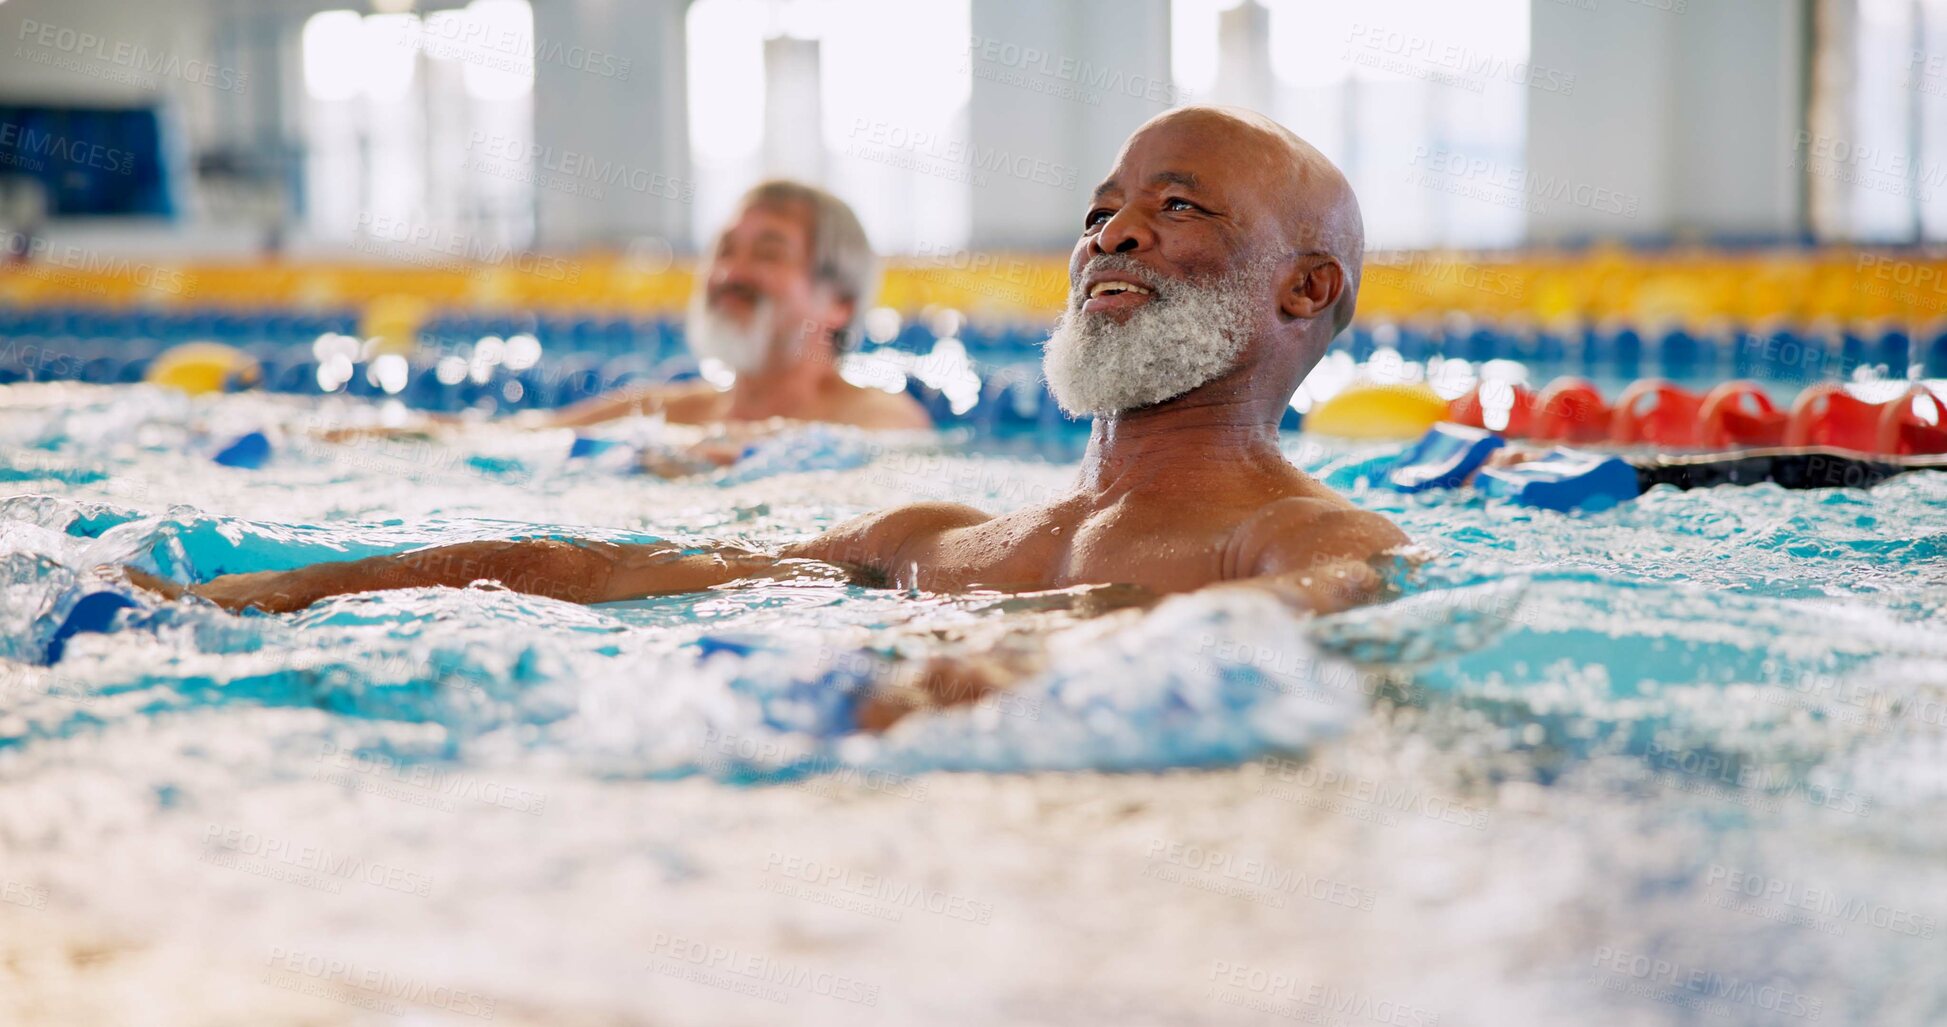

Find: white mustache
<box><xmin>1071</xmin><ymin>258</ymin><xmax>1166</xmax><ymax>308</ymax></box>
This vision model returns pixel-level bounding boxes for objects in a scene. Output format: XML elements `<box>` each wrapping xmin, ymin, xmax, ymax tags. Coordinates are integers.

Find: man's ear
<box><xmin>814</xmin><ymin>286</ymin><xmax>854</xmax><ymax>339</ymax></box>
<box><xmin>1278</xmin><ymin>257</ymin><xmax>1345</xmax><ymax>321</ymax></box>
<box><xmin>796</xmin><ymin>286</ymin><xmax>853</xmax><ymax>348</ymax></box>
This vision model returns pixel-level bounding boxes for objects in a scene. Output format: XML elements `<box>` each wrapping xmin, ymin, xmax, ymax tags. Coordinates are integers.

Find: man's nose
<box><xmin>1091</xmin><ymin>208</ymin><xmax>1153</xmax><ymax>256</ymax></box>
<box><xmin>708</xmin><ymin>257</ymin><xmax>754</xmax><ymax>292</ymax></box>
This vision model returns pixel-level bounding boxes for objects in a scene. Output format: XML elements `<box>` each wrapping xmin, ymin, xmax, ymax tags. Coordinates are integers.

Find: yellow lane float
<box><xmin>1305</xmin><ymin>380</ymin><xmax>1451</xmax><ymax>439</ymax></box>
<box><xmin>144</xmin><ymin>342</ymin><xmax>262</xmax><ymax>395</ymax></box>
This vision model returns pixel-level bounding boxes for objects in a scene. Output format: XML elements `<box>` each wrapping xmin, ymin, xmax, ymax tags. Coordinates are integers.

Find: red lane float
<box><xmin>1897</xmin><ymin>392</ymin><xmax>1947</xmax><ymax>455</ymax></box>
<box><xmin>1609</xmin><ymin>379</ymin><xmax>1704</xmax><ymax>447</ymax></box>
<box><xmin>1438</xmin><ymin>377</ymin><xmax>1947</xmax><ymax>456</ymax></box>
<box><xmin>1531</xmin><ymin>377</ymin><xmax>1610</xmax><ymax>444</ymax></box>
<box><xmin>1698</xmin><ymin>382</ymin><xmax>1787</xmax><ymax>448</ymax></box>
<box><xmin>1785</xmin><ymin>383</ymin><xmax>1947</xmax><ymax>456</ymax></box>
<box><xmin>1446</xmin><ymin>381</ymin><xmax>1536</xmax><ymax>436</ymax></box>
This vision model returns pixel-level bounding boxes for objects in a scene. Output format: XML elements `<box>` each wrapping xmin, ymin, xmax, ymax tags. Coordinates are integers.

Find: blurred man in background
<box><xmin>333</xmin><ymin>179</ymin><xmax>928</xmax><ymax>443</ymax></box>
<box><xmin>547</xmin><ymin>179</ymin><xmax>928</xmax><ymax>431</ymax></box>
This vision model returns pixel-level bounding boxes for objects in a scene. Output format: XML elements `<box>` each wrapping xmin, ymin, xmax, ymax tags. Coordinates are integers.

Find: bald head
<box><xmin>1050</xmin><ymin>106</ymin><xmax>1366</xmax><ymax>419</ymax></box>
<box><xmin>1121</xmin><ymin>106</ymin><xmax>1364</xmax><ymax>335</ymax></box>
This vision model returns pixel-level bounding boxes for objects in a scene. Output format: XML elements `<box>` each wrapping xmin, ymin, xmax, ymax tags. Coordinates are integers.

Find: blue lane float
<box><xmin>1385</xmin><ymin>423</ymin><xmax>1505</xmax><ymax>493</ymax></box>
<box><xmin>1385</xmin><ymin>424</ymin><xmax>1641</xmax><ymax>512</ymax></box>
<box><xmin>1477</xmin><ymin>448</ymin><xmax>1641</xmax><ymax>513</ymax></box>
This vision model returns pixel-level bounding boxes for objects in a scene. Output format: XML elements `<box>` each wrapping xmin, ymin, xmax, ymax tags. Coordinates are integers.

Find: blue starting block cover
<box><xmin>1386</xmin><ymin>423</ymin><xmax>1506</xmax><ymax>492</ymax></box>
<box><xmin>1478</xmin><ymin>448</ymin><xmax>1640</xmax><ymax>512</ymax></box>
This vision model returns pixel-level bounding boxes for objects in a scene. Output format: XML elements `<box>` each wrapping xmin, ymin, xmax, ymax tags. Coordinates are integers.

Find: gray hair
<box><xmin>738</xmin><ymin>179</ymin><xmax>879</xmax><ymax>350</ymax></box>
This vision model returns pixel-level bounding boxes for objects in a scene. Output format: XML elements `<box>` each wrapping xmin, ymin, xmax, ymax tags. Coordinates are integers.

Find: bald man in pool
<box><xmin>125</xmin><ymin>107</ymin><xmax>1410</xmax><ymax>722</ymax></box>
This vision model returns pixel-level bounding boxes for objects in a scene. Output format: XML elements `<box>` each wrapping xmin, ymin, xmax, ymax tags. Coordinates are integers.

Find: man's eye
<box><xmin>1164</xmin><ymin>197</ymin><xmax>1198</xmax><ymax>212</ymax></box>
<box><xmin>1084</xmin><ymin>209</ymin><xmax>1112</xmax><ymax>228</ymax></box>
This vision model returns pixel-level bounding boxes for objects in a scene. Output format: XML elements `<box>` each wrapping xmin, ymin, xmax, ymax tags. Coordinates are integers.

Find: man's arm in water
<box><xmin>126</xmin><ymin>539</ymin><xmax>805</xmax><ymax>614</ymax></box>
<box><xmin>122</xmin><ymin>501</ymin><xmax>987</xmax><ymax>614</ymax></box>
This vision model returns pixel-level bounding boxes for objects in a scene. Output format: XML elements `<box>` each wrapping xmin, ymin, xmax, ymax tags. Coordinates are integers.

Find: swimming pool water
<box><xmin>3</xmin><ymin>381</ymin><xmax>1945</xmax><ymax>1025</ymax></box>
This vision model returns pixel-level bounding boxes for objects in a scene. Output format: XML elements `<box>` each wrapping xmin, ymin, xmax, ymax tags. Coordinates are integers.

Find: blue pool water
<box><xmin>3</xmin><ymin>381</ymin><xmax>1946</xmax><ymax>1025</ymax></box>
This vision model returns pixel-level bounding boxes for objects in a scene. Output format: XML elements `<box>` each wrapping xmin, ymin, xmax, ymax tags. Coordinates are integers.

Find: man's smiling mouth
<box><xmin>1082</xmin><ymin>278</ymin><xmax>1156</xmax><ymax>314</ymax></box>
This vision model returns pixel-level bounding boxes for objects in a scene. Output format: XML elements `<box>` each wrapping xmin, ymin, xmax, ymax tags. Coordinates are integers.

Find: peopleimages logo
<box><xmin>314</xmin><ymin>741</ymin><xmax>548</xmax><ymax>815</ymax></box>
<box><xmin>1642</xmin><ymin>741</ymin><xmax>1872</xmax><ymax>815</ymax></box>
<box><xmin>203</xmin><ymin>824</ymin><xmax>435</xmax><ymax>897</ymax></box>
<box><xmin>1792</xmin><ymin>131</ymin><xmax>1947</xmax><ymax>199</ymax></box>
<box><xmin>762</xmin><ymin>851</ymin><xmax>998</xmax><ymax>924</ymax></box>
<box><xmin>0</xmin><ymin>232</ymin><xmax>193</xmax><ymax>296</ymax></box>
<box><xmin>1705</xmin><ymin>865</ymin><xmax>1937</xmax><ymax>939</ymax></box>
<box><xmin>648</xmin><ymin>932</ymin><xmax>881</xmax><ymax>1006</ymax></box>
<box><xmin>407</xmin><ymin>15</ymin><xmax>630</xmax><ymax>81</ymax></box>
<box><xmin>15</xmin><ymin>19</ymin><xmax>248</xmax><ymax>92</ymax></box>
<box><xmin>1345</xmin><ymin>24</ymin><xmax>1575</xmax><ymax>94</ymax></box>
<box><xmin>0</xmin><ymin>122</ymin><xmax>134</xmax><ymax>174</ymax></box>
<box><xmin>1206</xmin><ymin>962</ymin><xmax>1440</xmax><ymax>1027</ymax></box>
<box><xmin>1408</xmin><ymin>146</ymin><xmax>1640</xmax><ymax>217</ymax></box>
<box><xmin>1590</xmin><ymin>946</ymin><xmax>1822</xmax><ymax>1020</ymax></box>
<box><xmin>1368</xmin><ymin>253</ymin><xmax>1525</xmax><ymax>300</ymax></box>
<box><xmin>264</xmin><ymin>947</ymin><xmax>497</xmax><ymax>1019</ymax></box>
<box><xmin>353</xmin><ymin>213</ymin><xmax>581</xmax><ymax>284</ymax></box>
<box><xmin>1143</xmin><ymin>839</ymin><xmax>1379</xmax><ymax>911</ymax></box>
<box><xmin>847</xmin><ymin>118</ymin><xmax>1079</xmax><ymax>190</ymax></box>
<box><xmin>1854</xmin><ymin>254</ymin><xmax>1947</xmax><ymax>295</ymax></box>
<box><xmin>964</xmin><ymin>34</ymin><xmax>1191</xmax><ymax>106</ymax></box>
<box><xmin>466</xmin><ymin>131</ymin><xmax>694</xmax><ymax>202</ymax></box>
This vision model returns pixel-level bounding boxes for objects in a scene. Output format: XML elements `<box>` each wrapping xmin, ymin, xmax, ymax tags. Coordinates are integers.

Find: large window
<box><xmin>301</xmin><ymin>1</ymin><xmax>536</xmax><ymax>254</ymax></box>
<box><xmin>1173</xmin><ymin>0</ymin><xmax>1531</xmax><ymax>250</ymax></box>
<box><xmin>686</xmin><ymin>0</ymin><xmax>972</xmax><ymax>254</ymax></box>
<box><xmin>1812</xmin><ymin>0</ymin><xmax>1947</xmax><ymax>242</ymax></box>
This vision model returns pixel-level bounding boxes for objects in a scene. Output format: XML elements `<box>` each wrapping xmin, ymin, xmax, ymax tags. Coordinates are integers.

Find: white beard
<box><xmin>685</xmin><ymin>290</ymin><xmax>778</xmax><ymax>374</ymax></box>
<box><xmin>1042</xmin><ymin>256</ymin><xmax>1261</xmax><ymax>417</ymax></box>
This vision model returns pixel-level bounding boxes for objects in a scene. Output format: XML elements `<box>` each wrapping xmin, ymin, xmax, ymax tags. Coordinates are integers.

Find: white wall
<box><xmin>0</xmin><ymin>0</ymin><xmax>223</xmax><ymax>105</ymax></box>
<box><xmin>530</xmin><ymin>0</ymin><xmax>692</xmax><ymax>251</ymax></box>
<box><xmin>1667</xmin><ymin>0</ymin><xmax>1807</xmax><ymax>239</ymax></box>
<box><xmin>1527</xmin><ymin>0</ymin><xmax>1807</xmax><ymax>244</ymax></box>
<box><xmin>965</xmin><ymin>0</ymin><xmax>1174</xmax><ymax>250</ymax></box>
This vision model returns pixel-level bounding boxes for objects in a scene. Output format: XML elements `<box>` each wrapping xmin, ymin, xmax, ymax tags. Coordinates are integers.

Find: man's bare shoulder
<box><xmin>658</xmin><ymin>382</ymin><xmax>732</xmax><ymax>423</ymax></box>
<box><xmin>1230</xmin><ymin>492</ymin><xmax>1409</xmax><ymax>577</ymax></box>
<box><xmin>550</xmin><ymin>380</ymin><xmax>723</xmax><ymax>428</ymax></box>
<box><xmin>826</xmin><ymin>381</ymin><xmax>933</xmax><ymax>430</ymax></box>
<box><xmin>783</xmin><ymin>501</ymin><xmax>993</xmax><ymax>571</ymax></box>
<box><xmin>855</xmin><ymin>500</ymin><xmax>996</xmax><ymax>536</ymax></box>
